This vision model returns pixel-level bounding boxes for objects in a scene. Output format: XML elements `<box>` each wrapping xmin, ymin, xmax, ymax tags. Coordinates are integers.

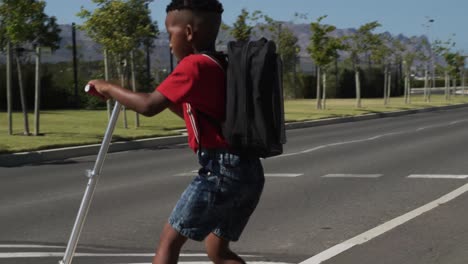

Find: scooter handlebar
<box><xmin>84</xmin><ymin>84</ymin><xmax>106</xmax><ymax>100</ymax></box>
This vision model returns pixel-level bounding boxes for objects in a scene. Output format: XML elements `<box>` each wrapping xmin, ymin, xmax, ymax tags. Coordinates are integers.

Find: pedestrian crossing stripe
<box><xmin>408</xmin><ymin>174</ymin><xmax>468</xmax><ymax>179</ymax></box>
<box><xmin>322</xmin><ymin>174</ymin><xmax>383</xmax><ymax>178</ymax></box>
<box><xmin>0</xmin><ymin>251</ymin><xmax>292</xmax><ymax>264</ymax></box>
<box><xmin>0</xmin><ymin>252</ymin><xmax>256</xmax><ymax>258</ymax></box>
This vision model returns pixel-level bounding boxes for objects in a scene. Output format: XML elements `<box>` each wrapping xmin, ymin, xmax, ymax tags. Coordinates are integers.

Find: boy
<box><xmin>88</xmin><ymin>1</ymin><xmax>265</xmax><ymax>263</ymax></box>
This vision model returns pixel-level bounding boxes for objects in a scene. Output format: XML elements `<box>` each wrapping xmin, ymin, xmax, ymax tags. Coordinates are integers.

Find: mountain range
<box><xmin>21</xmin><ymin>23</ymin><xmax>432</xmax><ymax>73</ymax></box>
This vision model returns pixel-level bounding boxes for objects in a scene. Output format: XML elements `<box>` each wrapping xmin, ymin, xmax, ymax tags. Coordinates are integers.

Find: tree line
<box><xmin>1</xmin><ymin>0</ymin><xmax>467</xmax><ymax>136</ymax></box>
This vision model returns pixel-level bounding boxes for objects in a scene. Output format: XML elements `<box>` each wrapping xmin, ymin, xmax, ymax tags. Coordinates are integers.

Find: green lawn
<box><xmin>1</xmin><ymin>95</ymin><xmax>467</xmax><ymax>154</ymax></box>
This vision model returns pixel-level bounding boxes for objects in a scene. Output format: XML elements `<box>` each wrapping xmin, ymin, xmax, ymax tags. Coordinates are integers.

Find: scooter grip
<box><xmin>84</xmin><ymin>84</ymin><xmax>106</xmax><ymax>100</ymax></box>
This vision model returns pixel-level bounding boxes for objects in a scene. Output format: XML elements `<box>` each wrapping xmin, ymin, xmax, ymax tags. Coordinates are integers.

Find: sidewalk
<box><xmin>1</xmin><ymin>103</ymin><xmax>467</xmax><ymax>167</ymax></box>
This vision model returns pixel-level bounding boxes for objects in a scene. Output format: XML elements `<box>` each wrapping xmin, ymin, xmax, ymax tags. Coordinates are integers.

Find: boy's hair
<box><xmin>166</xmin><ymin>0</ymin><xmax>224</xmax><ymax>14</ymax></box>
<box><xmin>166</xmin><ymin>0</ymin><xmax>223</xmax><ymax>50</ymax></box>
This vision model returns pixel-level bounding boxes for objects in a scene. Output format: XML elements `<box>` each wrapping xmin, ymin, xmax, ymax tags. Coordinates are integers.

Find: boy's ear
<box><xmin>185</xmin><ymin>24</ymin><xmax>193</xmax><ymax>42</ymax></box>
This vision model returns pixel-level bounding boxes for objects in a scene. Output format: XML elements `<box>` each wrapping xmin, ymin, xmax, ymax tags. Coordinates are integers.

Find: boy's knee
<box><xmin>158</xmin><ymin>223</ymin><xmax>187</xmax><ymax>251</ymax></box>
<box><xmin>206</xmin><ymin>245</ymin><xmax>226</xmax><ymax>262</ymax></box>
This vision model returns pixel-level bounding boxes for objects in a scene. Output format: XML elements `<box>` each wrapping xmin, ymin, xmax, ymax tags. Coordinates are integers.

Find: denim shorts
<box><xmin>169</xmin><ymin>149</ymin><xmax>265</xmax><ymax>242</ymax></box>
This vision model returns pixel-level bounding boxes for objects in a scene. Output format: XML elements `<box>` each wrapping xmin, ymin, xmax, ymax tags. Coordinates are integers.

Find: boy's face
<box><xmin>165</xmin><ymin>10</ymin><xmax>194</xmax><ymax>61</ymax></box>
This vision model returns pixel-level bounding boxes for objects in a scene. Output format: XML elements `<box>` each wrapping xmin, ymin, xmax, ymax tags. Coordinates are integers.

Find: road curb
<box><xmin>1</xmin><ymin>103</ymin><xmax>468</xmax><ymax>167</ymax></box>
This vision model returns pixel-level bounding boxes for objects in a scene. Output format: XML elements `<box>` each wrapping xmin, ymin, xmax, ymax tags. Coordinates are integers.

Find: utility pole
<box><xmin>428</xmin><ymin>18</ymin><xmax>435</xmax><ymax>100</ymax></box>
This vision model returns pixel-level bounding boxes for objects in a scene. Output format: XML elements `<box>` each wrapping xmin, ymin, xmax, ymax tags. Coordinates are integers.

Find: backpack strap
<box><xmin>192</xmin><ymin>52</ymin><xmax>227</xmax><ymax>151</ymax></box>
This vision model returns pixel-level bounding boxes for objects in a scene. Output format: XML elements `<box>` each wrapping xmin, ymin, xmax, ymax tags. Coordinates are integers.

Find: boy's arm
<box><xmin>168</xmin><ymin>104</ymin><xmax>184</xmax><ymax>119</ymax></box>
<box><xmin>88</xmin><ymin>80</ymin><xmax>171</xmax><ymax>117</ymax></box>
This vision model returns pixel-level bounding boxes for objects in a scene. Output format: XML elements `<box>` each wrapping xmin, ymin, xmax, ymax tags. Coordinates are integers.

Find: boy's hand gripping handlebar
<box><xmin>60</xmin><ymin>85</ymin><xmax>122</xmax><ymax>264</ymax></box>
<box><xmin>84</xmin><ymin>83</ymin><xmax>107</xmax><ymax>100</ymax></box>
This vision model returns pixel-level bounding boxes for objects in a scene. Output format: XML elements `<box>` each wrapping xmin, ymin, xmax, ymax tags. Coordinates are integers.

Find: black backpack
<box><xmin>221</xmin><ymin>38</ymin><xmax>286</xmax><ymax>158</ymax></box>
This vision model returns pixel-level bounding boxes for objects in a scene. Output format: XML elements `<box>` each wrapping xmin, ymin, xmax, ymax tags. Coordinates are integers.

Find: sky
<box><xmin>44</xmin><ymin>0</ymin><xmax>467</xmax><ymax>54</ymax></box>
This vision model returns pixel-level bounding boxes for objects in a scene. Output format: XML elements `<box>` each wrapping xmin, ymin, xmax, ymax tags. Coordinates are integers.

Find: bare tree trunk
<box><xmin>6</xmin><ymin>41</ymin><xmax>13</xmax><ymax>135</ymax></box>
<box><xmin>444</xmin><ymin>71</ymin><xmax>449</xmax><ymax>101</ymax></box>
<box><xmin>322</xmin><ymin>72</ymin><xmax>327</xmax><ymax>109</ymax></box>
<box><xmin>355</xmin><ymin>69</ymin><xmax>361</xmax><ymax>108</ymax></box>
<box><xmin>383</xmin><ymin>66</ymin><xmax>388</xmax><ymax>105</ymax></box>
<box><xmin>452</xmin><ymin>78</ymin><xmax>457</xmax><ymax>98</ymax></box>
<box><xmin>104</xmin><ymin>49</ymin><xmax>112</xmax><ymax>119</ymax></box>
<box><xmin>15</xmin><ymin>53</ymin><xmax>30</xmax><ymax>136</ymax></box>
<box><xmin>424</xmin><ymin>68</ymin><xmax>429</xmax><ymax>102</ymax></box>
<box><xmin>316</xmin><ymin>66</ymin><xmax>322</xmax><ymax>110</ymax></box>
<box><xmin>130</xmin><ymin>50</ymin><xmax>140</xmax><ymax>128</ymax></box>
<box><xmin>404</xmin><ymin>74</ymin><xmax>408</xmax><ymax>104</ymax></box>
<box><xmin>34</xmin><ymin>46</ymin><xmax>41</xmax><ymax>136</ymax></box>
<box><xmin>334</xmin><ymin>57</ymin><xmax>339</xmax><ymax>98</ymax></box>
<box><xmin>118</xmin><ymin>61</ymin><xmax>128</xmax><ymax>129</ymax></box>
<box><xmin>462</xmin><ymin>69</ymin><xmax>466</xmax><ymax>96</ymax></box>
<box><xmin>293</xmin><ymin>55</ymin><xmax>298</xmax><ymax>99</ymax></box>
<box><xmin>427</xmin><ymin>66</ymin><xmax>432</xmax><ymax>103</ymax></box>
<box><xmin>387</xmin><ymin>73</ymin><xmax>392</xmax><ymax>103</ymax></box>
<box><xmin>407</xmin><ymin>71</ymin><xmax>411</xmax><ymax>104</ymax></box>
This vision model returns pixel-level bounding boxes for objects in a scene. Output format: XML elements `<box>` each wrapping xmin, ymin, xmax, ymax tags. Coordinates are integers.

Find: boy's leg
<box><xmin>153</xmin><ymin>223</ymin><xmax>188</xmax><ymax>264</ymax></box>
<box><xmin>205</xmin><ymin>233</ymin><xmax>246</xmax><ymax>264</ymax></box>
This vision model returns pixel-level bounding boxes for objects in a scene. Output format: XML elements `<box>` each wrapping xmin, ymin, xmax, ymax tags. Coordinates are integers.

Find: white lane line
<box><xmin>448</xmin><ymin>119</ymin><xmax>468</xmax><ymax>125</ymax></box>
<box><xmin>272</xmin><ymin>132</ymin><xmax>404</xmax><ymax>159</ymax></box>
<box><xmin>0</xmin><ymin>252</ymin><xmax>257</xmax><ymax>258</ymax></box>
<box><xmin>0</xmin><ymin>245</ymin><xmax>65</xmax><ymax>248</ymax></box>
<box><xmin>299</xmin><ymin>182</ymin><xmax>468</xmax><ymax>264</ymax></box>
<box><xmin>174</xmin><ymin>171</ymin><xmax>303</xmax><ymax>178</ymax></box>
<box><xmin>322</xmin><ymin>174</ymin><xmax>382</xmax><ymax>178</ymax></box>
<box><xmin>115</xmin><ymin>262</ymin><xmax>292</xmax><ymax>264</ymax></box>
<box><xmin>274</xmin><ymin>119</ymin><xmax>468</xmax><ymax>160</ymax></box>
<box><xmin>174</xmin><ymin>172</ymin><xmax>198</xmax><ymax>177</ymax></box>
<box><xmin>408</xmin><ymin>174</ymin><xmax>468</xmax><ymax>179</ymax></box>
<box><xmin>265</xmin><ymin>173</ymin><xmax>303</xmax><ymax>177</ymax></box>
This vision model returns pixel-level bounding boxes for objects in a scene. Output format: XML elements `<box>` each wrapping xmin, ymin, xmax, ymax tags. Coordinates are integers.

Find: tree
<box><xmin>433</xmin><ymin>37</ymin><xmax>456</xmax><ymax>101</ymax></box>
<box><xmin>259</xmin><ymin>15</ymin><xmax>301</xmax><ymax>98</ymax></box>
<box><xmin>0</xmin><ymin>0</ymin><xmax>61</xmax><ymax>136</ymax></box>
<box><xmin>345</xmin><ymin>21</ymin><xmax>382</xmax><ymax>108</ymax></box>
<box><xmin>371</xmin><ymin>34</ymin><xmax>393</xmax><ymax>105</ymax></box>
<box><xmin>261</xmin><ymin>17</ymin><xmax>300</xmax><ymax>72</ymax></box>
<box><xmin>0</xmin><ymin>15</ymin><xmax>13</xmax><ymax>135</ymax></box>
<box><xmin>454</xmin><ymin>53</ymin><xmax>466</xmax><ymax>96</ymax></box>
<box><xmin>414</xmin><ymin>37</ymin><xmax>432</xmax><ymax>102</ymax></box>
<box><xmin>78</xmin><ymin>0</ymin><xmax>159</xmax><ymax>128</ymax></box>
<box><xmin>398</xmin><ymin>37</ymin><xmax>420</xmax><ymax>104</ymax></box>
<box><xmin>444</xmin><ymin>51</ymin><xmax>464</xmax><ymax>98</ymax></box>
<box><xmin>227</xmin><ymin>8</ymin><xmax>263</xmax><ymax>41</ymax></box>
<box><xmin>307</xmin><ymin>15</ymin><xmax>345</xmax><ymax>109</ymax></box>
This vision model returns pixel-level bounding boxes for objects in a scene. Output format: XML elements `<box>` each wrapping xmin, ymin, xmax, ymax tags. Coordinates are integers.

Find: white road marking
<box><xmin>274</xmin><ymin>119</ymin><xmax>468</xmax><ymax>159</ymax></box>
<box><xmin>408</xmin><ymin>174</ymin><xmax>468</xmax><ymax>179</ymax></box>
<box><xmin>116</xmin><ymin>262</ymin><xmax>292</xmax><ymax>264</ymax></box>
<box><xmin>448</xmin><ymin>119</ymin><xmax>468</xmax><ymax>125</ymax></box>
<box><xmin>299</xmin><ymin>182</ymin><xmax>468</xmax><ymax>264</ymax></box>
<box><xmin>0</xmin><ymin>251</ymin><xmax>291</xmax><ymax>264</ymax></box>
<box><xmin>322</xmin><ymin>174</ymin><xmax>382</xmax><ymax>178</ymax></box>
<box><xmin>416</xmin><ymin>126</ymin><xmax>431</xmax><ymax>131</ymax></box>
<box><xmin>174</xmin><ymin>171</ymin><xmax>302</xmax><ymax>177</ymax></box>
<box><xmin>265</xmin><ymin>173</ymin><xmax>303</xmax><ymax>177</ymax></box>
<box><xmin>272</xmin><ymin>132</ymin><xmax>404</xmax><ymax>159</ymax></box>
<box><xmin>174</xmin><ymin>172</ymin><xmax>198</xmax><ymax>177</ymax></box>
<box><xmin>0</xmin><ymin>244</ymin><xmax>65</xmax><ymax>248</ymax></box>
<box><xmin>0</xmin><ymin>252</ymin><xmax>255</xmax><ymax>258</ymax></box>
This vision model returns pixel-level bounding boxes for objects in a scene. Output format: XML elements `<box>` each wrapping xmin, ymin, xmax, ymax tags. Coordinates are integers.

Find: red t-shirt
<box><xmin>157</xmin><ymin>54</ymin><xmax>229</xmax><ymax>152</ymax></box>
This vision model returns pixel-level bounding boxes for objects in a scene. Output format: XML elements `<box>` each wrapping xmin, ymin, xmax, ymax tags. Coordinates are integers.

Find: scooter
<box><xmin>59</xmin><ymin>84</ymin><xmax>121</xmax><ymax>264</ymax></box>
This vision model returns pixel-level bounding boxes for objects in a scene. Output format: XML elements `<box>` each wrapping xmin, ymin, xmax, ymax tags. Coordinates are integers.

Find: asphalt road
<box><xmin>1</xmin><ymin>107</ymin><xmax>468</xmax><ymax>264</ymax></box>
